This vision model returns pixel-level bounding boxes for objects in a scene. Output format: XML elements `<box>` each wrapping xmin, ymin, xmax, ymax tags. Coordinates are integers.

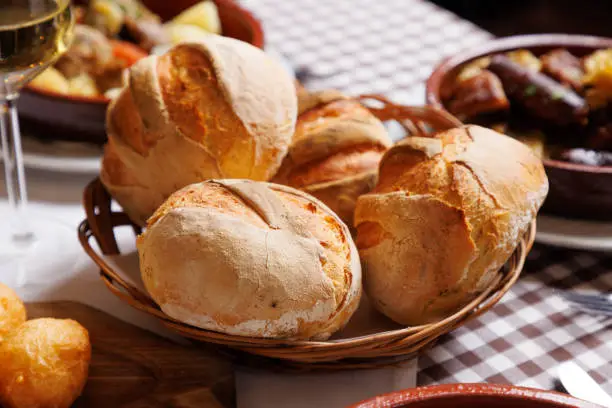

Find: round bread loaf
<box><xmin>355</xmin><ymin>125</ymin><xmax>548</xmax><ymax>325</ymax></box>
<box><xmin>272</xmin><ymin>89</ymin><xmax>391</xmax><ymax>225</ymax></box>
<box><xmin>101</xmin><ymin>37</ymin><xmax>297</xmax><ymax>225</ymax></box>
<box><xmin>137</xmin><ymin>179</ymin><xmax>362</xmax><ymax>340</ymax></box>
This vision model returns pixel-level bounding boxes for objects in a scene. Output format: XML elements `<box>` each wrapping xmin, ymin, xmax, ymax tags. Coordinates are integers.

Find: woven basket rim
<box><xmin>78</xmin><ymin>98</ymin><xmax>535</xmax><ymax>369</ymax></box>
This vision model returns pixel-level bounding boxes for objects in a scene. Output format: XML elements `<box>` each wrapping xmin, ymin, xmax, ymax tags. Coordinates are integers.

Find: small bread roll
<box><xmin>355</xmin><ymin>125</ymin><xmax>548</xmax><ymax>325</ymax></box>
<box><xmin>0</xmin><ymin>318</ymin><xmax>91</xmax><ymax>408</ymax></box>
<box><xmin>0</xmin><ymin>284</ymin><xmax>26</xmax><ymax>342</ymax></box>
<box><xmin>101</xmin><ymin>38</ymin><xmax>297</xmax><ymax>225</ymax></box>
<box><xmin>273</xmin><ymin>89</ymin><xmax>392</xmax><ymax>225</ymax></box>
<box><xmin>138</xmin><ymin>179</ymin><xmax>361</xmax><ymax>340</ymax></box>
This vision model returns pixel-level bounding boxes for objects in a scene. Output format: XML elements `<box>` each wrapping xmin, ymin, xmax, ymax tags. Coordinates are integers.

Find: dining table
<box><xmin>1</xmin><ymin>0</ymin><xmax>612</xmax><ymax>407</ymax></box>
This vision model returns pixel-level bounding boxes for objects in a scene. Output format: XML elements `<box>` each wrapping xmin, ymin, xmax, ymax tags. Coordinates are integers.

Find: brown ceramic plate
<box><xmin>426</xmin><ymin>34</ymin><xmax>612</xmax><ymax>221</ymax></box>
<box><xmin>19</xmin><ymin>0</ymin><xmax>264</xmax><ymax>145</ymax></box>
<box><xmin>350</xmin><ymin>383</ymin><xmax>601</xmax><ymax>408</ymax></box>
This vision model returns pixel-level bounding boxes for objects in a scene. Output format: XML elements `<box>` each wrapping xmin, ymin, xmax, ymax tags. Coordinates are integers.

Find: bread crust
<box><xmin>138</xmin><ymin>180</ymin><xmax>362</xmax><ymax>340</ymax></box>
<box><xmin>273</xmin><ymin>90</ymin><xmax>391</xmax><ymax>225</ymax></box>
<box><xmin>355</xmin><ymin>125</ymin><xmax>548</xmax><ymax>325</ymax></box>
<box><xmin>101</xmin><ymin>38</ymin><xmax>297</xmax><ymax>225</ymax></box>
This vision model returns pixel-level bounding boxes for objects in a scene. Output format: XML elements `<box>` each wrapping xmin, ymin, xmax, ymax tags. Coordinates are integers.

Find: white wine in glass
<box><xmin>0</xmin><ymin>0</ymin><xmax>74</xmax><ymax>283</ymax></box>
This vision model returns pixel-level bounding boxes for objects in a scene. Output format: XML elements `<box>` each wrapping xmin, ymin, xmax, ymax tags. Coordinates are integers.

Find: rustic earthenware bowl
<box><xmin>427</xmin><ymin>34</ymin><xmax>612</xmax><ymax>221</ymax></box>
<box><xmin>350</xmin><ymin>383</ymin><xmax>600</xmax><ymax>408</ymax></box>
<box><xmin>19</xmin><ymin>0</ymin><xmax>264</xmax><ymax>144</ymax></box>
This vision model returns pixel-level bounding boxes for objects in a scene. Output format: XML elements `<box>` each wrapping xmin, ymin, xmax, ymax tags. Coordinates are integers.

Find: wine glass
<box><xmin>0</xmin><ymin>0</ymin><xmax>74</xmax><ymax>284</ymax></box>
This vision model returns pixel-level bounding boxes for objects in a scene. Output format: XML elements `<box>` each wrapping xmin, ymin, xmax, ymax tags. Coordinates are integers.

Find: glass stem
<box><xmin>0</xmin><ymin>97</ymin><xmax>33</xmax><ymax>244</ymax></box>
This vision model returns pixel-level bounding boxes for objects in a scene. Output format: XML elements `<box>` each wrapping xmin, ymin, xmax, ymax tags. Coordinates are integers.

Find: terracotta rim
<box><xmin>23</xmin><ymin>0</ymin><xmax>265</xmax><ymax>106</ymax></box>
<box><xmin>426</xmin><ymin>33</ymin><xmax>612</xmax><ymax>174</ymax></box>
<box><xmin>349</xmin><ymin>383</ymin><xmax>598</xmax><ymax>407</ymax></box>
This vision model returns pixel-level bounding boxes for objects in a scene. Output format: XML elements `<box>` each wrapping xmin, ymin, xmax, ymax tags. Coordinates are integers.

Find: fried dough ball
<box><xmin>0</xmin><ymin>283</ymin><xmax>26</xmax><ymax>342</ymax></box>
<box><xmin>0</xmin><ymin>318</ymin><xmax>91</xmax><ymax>408</ymax></box>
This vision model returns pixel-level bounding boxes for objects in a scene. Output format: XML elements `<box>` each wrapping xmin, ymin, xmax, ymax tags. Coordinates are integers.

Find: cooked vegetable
<box><xmin>29</xmin><ymin>67</ymin><xmax>70</xmax><ymax>94</ymax></box>
<box><xmin>584</xmin><ymin>48</ymin><xmax>612</xmax><ymax>97</ymax></box>
<box><xmin>165</xmin><ymin>23</ymin><xmax>212</xmax><ymax>45</ymax></box>
<box><xmin>488</xmin><ymin>54</ymin><xmax>588</xmax><ymax>126</ymax></box>
<box><xmin>85</xmin><ymin>0</ymin><xmax>124</xmax><ymax>37</ymax></box>
<box><xmin>448</xmin><ymin>70</ymin><xmax>509</xmax><ymax>118</ymax></box>
<box><xmin>68</xmin><ymin>73</ymin><xmax>100</xmax><ymax>97</ymax></box>
<box><xmin>541</xmin><ymin>49</ymin><xmax>584</xmax><ymax>91</ymax></box>
<box><xmin>169</xmin><ymin>1</ymin><xmax>222</xmax><ymax>35</ymax></box>
<box><xmin>506</xmin><ymin>49</ymin><xmax>542</xmax><ymax>72</ymax></box>
<box><xmin>456</xmin><ymin>56</ymin><xmax>491</xmax><ymax>83</ymax></box>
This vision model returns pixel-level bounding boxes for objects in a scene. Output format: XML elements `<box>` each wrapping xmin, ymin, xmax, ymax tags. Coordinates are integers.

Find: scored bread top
<box><xmin>289</xmin><ymin>92</ymin><xmax>391</xmax><ymax>168</ymax></box>
<box><xmin>101</xmin><ymin>37</ymin><xmax>298</xmax><ymax>226</ymax></box>
<box><xmin>271</xmin><ymin>90</ymin><xmax>392</xmax><ymax>224</ymax></box>
<box><xmin>355</xmin><ymin>125</ymin><xmax>548</xmax><ymax>324</ymax></box>
<box><xmin>138</xmin><ymin>180</ymin><xmax>362</xmax><ymax>340</ymax></box>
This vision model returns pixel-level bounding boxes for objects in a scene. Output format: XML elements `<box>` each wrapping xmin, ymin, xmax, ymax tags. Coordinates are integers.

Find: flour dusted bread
<box><xmin>355</xmin><ymin>125</ymin><xmax>548</xmax><ymax>325</ymax></box>
<box><xmin>272</xmin><ymin>89</ymin><xmax>391</xmax><ymax>225</ymax></box>
<box><xmin>101</xmin><ymin>37</ymin><xmax>297</xmax><ymax>225</ymax></box>
<box><xmin>137</xmin><ymin>179</ymin><xmax>361</xmax><ymax>340</ymax></box>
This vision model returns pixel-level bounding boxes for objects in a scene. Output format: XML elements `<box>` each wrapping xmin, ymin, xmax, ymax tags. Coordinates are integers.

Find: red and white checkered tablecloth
<box><xmin>242</xmin><ymin>0</ymin><xmax>612</xmax><ymax>394</ymax></box>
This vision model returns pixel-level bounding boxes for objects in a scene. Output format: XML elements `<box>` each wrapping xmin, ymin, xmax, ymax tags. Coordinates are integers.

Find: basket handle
<box><xmin>80</xmin><ymin>178</ymin><xmax>155</xmax><ymax>307</ymax></box>
<box><xmin>357</xmin><ymin>94</ymin><xmax>463</xmax><ymax>136</ymax></box>
<box><xmin>82</xmin><ymin>178</ymin><xmax>141</xmax><ymax>255</ymax></box>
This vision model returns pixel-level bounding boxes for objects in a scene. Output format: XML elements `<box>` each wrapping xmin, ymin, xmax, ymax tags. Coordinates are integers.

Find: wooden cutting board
<box><xmin>26</xmin><ymin>302</ymin><xmax>235</xmax><ymax>408</ymax></box>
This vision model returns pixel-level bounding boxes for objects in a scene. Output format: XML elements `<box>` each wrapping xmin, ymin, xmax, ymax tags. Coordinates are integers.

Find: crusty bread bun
<box><xmin>355</xmin><ymin>125</ymin><xmax>548</xmax><ymax>325</ymax></box>
<box><xmin>272</xmin><ymin>89</ymin><xmax>392</xmax><ymax>225</ymax></box>
<box><xmin>137</xmin><ymin>179</ymin><xmax>361</xmax><ymax>340</ymax></box>
<box><xmin>101</xmin><ymin>37</ymin><xmax>297</xmax><ymax>225</ymax></box>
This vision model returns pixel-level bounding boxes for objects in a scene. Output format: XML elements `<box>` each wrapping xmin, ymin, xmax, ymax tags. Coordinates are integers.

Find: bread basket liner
<box><xmin>78</xmin><ymin>95</ymin><xmax>536</xmax><ymax>370</ymax></box>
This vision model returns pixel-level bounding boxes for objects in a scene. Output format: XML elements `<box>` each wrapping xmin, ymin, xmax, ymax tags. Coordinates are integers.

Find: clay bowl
<box><xmin>350</xmin><ymin>384</ymin><xmax>600</xmax><ymax>408</ymax></box>
<box><xmin>19</xmin><ymin>0</ymin><xmax>264</xmax><ymax>145</ymax></box>
<box><xmin>426</xmin><ymin>34</ymin><xmax>612</xmax><ymax>221</ymax></box>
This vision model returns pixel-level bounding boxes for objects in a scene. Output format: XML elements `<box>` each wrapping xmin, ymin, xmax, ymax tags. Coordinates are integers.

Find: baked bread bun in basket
<box><xmin>80</xmin><ymin>96</ymin><xmax>536</xmax><ymax>369</ymax></box>
<box><xmin>272</xmin><ymin>89</ymin><xmax>392</xmax><ymax>226</ymax></box>
<box><xmin>101</xmin><ymin>37</ymin><xmax>297</xmax><ymax>225</ymax></box>
<box><xmin>356</xmin><ymin>125</ymin><xmax>548</xmax><ymax>326</ymax></box>
<box><xmin>137</xmin><ymin>179</ymin><xmax>362</xmax><ymax>340</ymax></box>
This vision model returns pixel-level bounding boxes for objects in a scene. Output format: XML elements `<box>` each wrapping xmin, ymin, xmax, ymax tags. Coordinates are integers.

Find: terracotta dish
<box><xmin>19</xmin><ymin>0</ymin><xmax>264</xmax><ymax>144</ymax></box>
<box><xmin>427</xmin><ymin>34</ymin><xmax>612</xmax><ymax>220</ymax></box>
<box><xmin>350</xmin><ymin>383</ymin><xmax>600</xmax><ymax>408</ymax></box>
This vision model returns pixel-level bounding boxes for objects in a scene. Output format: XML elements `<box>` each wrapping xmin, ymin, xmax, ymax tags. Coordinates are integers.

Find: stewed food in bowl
<box><xmin>427</xmin><ymin>35</ymin><xmax>612</xmax><ymax>220</ymax></box>
<box><xmin>443</xmin><ymin>47</ymin><xmax>612</xmax><ymax>167</ymax></box>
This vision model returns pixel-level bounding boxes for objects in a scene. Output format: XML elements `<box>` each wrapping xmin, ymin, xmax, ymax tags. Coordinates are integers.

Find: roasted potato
<box><xmin>169</xmin><ymin>1</ymin><xmax>222</xmax><ymax>34</ymax></box>
<box><xmin>506</xmin><ymin>49</ymin><xmax>542</xmax><ymax>72</ymax></box>
<box><xmin>165</xmin><ymin>23</ymin><xmax>213</xmax><ymax>45</ymax></box>
<box><xmin>584</xmin><ymin>48</ymin><xmax>612</xmax><ymax>96</ymax></box>
<box><xmin>68</xmin><ymin>74</ymin><xmax>99</xmax><ymax>97</ymax></box>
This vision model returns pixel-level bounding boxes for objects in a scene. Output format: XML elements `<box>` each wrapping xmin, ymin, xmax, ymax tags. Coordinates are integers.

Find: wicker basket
<box><xmin>78</xmin><ymin>96</ymin><xmax>536</xmax><ymax>371</ymax></box>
